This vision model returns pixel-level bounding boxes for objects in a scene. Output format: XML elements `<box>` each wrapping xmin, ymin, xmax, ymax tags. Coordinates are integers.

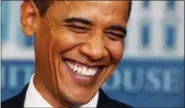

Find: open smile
<box><xmin>66</xmin><ymin>60</ymin><xmax>99</xmax><ymax>77</ymax></box>
<box><xmin>63</xmin><ymin>59</ymin><xmax>104</xmax><ymax>85</ymax></box>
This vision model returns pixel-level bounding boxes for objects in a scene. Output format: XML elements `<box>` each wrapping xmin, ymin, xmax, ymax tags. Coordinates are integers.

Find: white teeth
<box><xmin>69</xmin><ymin>63</ymin><xmax>71</xmax><ymax>68</ymax></box>
<box><xmin>66</xmin><ymin>61</ymin><xmax>98</xmax><ymax>76</ymax></box>
<box><xmin>90</xmin><ymin>70</ymin><xmax>94</xmax><ymax>76</ymax></box>
<box><xmin>88</xmin><ymin>69</ymin><xmax>92</xmax><ymax>76</ymax></box>
<box><xmin>70</xmin><ymin>64</ymin><xmax>73</xmax><ymax>69</ymax></box>
<box><xmin>82</xmin><ymin>67</ymin><xmax>87</xmax><ymax>75</ymax></box>
<box><xmin>74</xmin><ymin>65</ymin><xmax>77</xmax><ymax>71</ymax></box>
<box><xmin>77</xmin><ymin>67</ymin><xmax>81</xmax><ymax>74</ymax></box>
<box><xmin>92</xmin><ymin>70</ymin><xmax>96</xmax><ymax>76</ymax></box>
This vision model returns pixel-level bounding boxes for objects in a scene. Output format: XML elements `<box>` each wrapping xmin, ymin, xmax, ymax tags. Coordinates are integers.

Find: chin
<box><xmin>53</xmin><ymin>56</ymin><xmax>113</xmax><ymax>106</ymax></box>
<box><xmin>58</xmin><ymin>89</ymin><xmax>96</xmax><ymax>106</ymax></box>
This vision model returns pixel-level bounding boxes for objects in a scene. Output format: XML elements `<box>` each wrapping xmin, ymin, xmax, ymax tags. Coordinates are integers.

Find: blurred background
<box><xmin>1</xmin><ymin>1</ymin><xmax>184</xmax><ymax>108</ymax></box>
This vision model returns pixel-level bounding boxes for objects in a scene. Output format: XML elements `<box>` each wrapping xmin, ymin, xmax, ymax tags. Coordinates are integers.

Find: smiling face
<box><xmin>21</xmin><ymin>1</ymin><xmax>130</xmax><ymax>107</ymax></box>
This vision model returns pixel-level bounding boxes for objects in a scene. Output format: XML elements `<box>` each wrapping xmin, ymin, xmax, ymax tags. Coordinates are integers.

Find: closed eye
<box><xmin>64</xmin><ymin>24</ymin><xmax>90</xmax><ymax>33</ymax></box>
<box><xmin>105</xmin><ymin>32</ymin><xmax>125</xmax><ymax>41</ymax></box>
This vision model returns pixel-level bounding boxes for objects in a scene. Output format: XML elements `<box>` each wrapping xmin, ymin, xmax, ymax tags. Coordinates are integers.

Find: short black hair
<box><xmin>33</xmin><ymin>0</ymin><xmax>53</xmax><ymax>16</ymax></box>
<box><xmin>33</xmin><ymin>0</ymin><xmax>132</xmax><ymax>19</ymax></box>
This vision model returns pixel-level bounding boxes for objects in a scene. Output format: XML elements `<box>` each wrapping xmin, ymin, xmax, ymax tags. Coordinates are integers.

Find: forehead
<box><xmin>51</xmin><ymin>1</ymin><xmax>130</xmax><ymax>8</ymax></box>
<box><xmin>46</xmin><ymin>1</ymin><xmax>130</xmax><ymax>25</ymax></box>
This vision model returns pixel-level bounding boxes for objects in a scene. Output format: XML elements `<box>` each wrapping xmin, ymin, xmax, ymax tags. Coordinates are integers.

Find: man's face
<box><xmin>31</xmin><ymin>1</ymin><xmax>129</xmax><ymax>106</ymax></box>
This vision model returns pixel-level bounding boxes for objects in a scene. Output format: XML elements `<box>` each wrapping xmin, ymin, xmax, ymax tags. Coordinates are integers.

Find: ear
<box><xmin>20</xmin><ymin>1</ymin><xmax>39</xmax><ymax>36</ymax></box>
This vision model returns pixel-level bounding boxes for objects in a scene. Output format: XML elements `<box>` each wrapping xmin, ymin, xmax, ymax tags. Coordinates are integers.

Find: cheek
<box><xmin>35</xmin><ymin>25</ymin><xmax>52</xmax><ymax>58</ymax></box>
<box><xmin>108</xmin><ymin>42</ymin><xmax>124</xmax><ymax>62</ymax></box>
<box><xmin>50</xmin><ymin>30</ymin><xmax>80</xmax><ymax>54</ymax></box>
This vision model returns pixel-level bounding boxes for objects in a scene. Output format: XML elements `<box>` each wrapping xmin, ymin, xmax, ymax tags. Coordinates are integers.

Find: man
<box><xmin>2</xmin><ymin>0</ymin><xmax>132</xmax><ymax>108</ymax></box>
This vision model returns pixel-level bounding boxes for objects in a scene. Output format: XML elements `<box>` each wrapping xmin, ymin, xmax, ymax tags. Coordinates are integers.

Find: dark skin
<box><xmin>21</xmin><ymin>1</ymin><xmax>130</xmax><ymax>107</ymax></box>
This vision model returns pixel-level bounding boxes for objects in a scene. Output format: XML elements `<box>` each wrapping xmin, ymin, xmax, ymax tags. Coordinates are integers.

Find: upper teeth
<box><xmin>66</xmin><ymin>61</ymin><xmax>98</xmax><ymax>76</ymax></box>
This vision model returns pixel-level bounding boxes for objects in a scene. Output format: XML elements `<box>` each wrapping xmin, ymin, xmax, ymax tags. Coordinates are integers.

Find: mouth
<box><xmin>63</xmin><ymin>59</ymin><xmax>104</xmax><ymax>85</ymax></box>
<box><xmin>66</xmin><ymin>60</ymin><xmax>99</xmax><ymax>77</ymax></box>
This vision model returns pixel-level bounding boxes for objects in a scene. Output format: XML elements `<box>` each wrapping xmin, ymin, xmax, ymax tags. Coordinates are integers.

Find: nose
<box><xmin>80</xmin><ymin>34</ymin><xmax>107</xmax><ymax>61</ymax></box>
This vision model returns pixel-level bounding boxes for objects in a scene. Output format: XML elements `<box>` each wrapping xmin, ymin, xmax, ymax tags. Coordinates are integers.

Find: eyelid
<box><xmin>65</xmin><ymin>24</ymin><xmax>89</xmax><ymax>30</ymax></box>
<box><xmin>105</xmin><ymin>31</ymin><xmax>125</xmax><ymax>38</ymax></box>
<box><xmin>63</xmin><ymin>24</ymin><xmax>91</xmax><ymax>33</ymax></box>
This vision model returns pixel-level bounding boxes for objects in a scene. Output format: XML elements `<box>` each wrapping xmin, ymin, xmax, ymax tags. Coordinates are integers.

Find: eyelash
<box><xmin>105</xmin><ymin>32</ymin><xmax>125</xmax><ymax>41</ymax></box>
<box><xmin>65</xmin><ymin>24</ymin><xmax>89</xmax><ymax>33</ymax></box>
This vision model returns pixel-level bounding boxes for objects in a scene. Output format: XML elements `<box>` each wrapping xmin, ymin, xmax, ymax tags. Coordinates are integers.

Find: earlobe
<box><xmin>20</xmin><ymin>1</ymin><xmax>39</xmax><ymax>36</ymax></box>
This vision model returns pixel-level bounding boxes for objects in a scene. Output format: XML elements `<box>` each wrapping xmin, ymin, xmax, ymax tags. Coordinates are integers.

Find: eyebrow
<box><xmin>63</xmin><ymin>17</ymin><xmax>93</xmax><ymax>26</ymax></box>
<box><xmin>107</xmin><ymin>25</ymin><xmax>127</xmax><ymax>36</ymax></box>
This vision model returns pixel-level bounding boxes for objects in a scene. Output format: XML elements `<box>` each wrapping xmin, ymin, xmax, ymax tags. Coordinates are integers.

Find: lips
<box><xmin>63</xmin><ymin>59</ymin><xmax>103</xmax><ymax>85</ymax></box>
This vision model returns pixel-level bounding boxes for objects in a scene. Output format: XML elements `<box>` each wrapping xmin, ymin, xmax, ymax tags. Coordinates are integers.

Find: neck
<box><xmin>33</xmin><ymin>72</ymin><xmax>76</xmax><ymax>108</ymax></box>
